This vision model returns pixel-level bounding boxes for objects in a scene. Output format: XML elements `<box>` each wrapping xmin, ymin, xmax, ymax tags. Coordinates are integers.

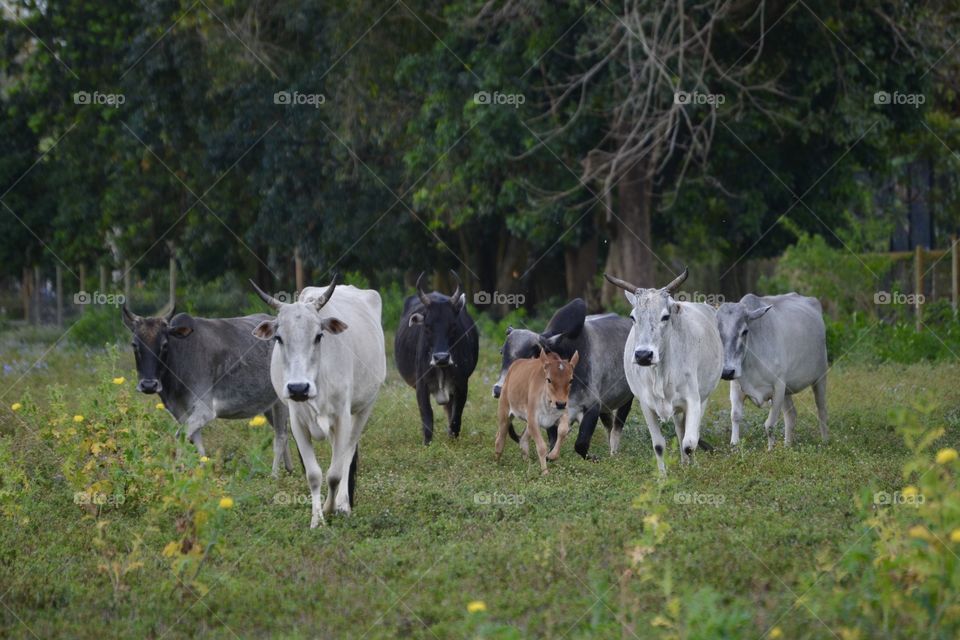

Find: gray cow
<box><xmin>716</xmin><ymin>293</ymin><xmax>828</xmax><ymax>450</ymax></box>
<box><xmin>122</xmin><ymin>302</ymin><xmax>293</xmax><ymax>476</ymax></box>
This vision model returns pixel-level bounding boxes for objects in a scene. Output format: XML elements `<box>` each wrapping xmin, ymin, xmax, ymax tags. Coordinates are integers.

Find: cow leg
<box><xmin>729</xmin><ymin>381</ymin><xmax>745</xmax><ymax>446</ymax></box>
<box><xmin>546</xmin><ymin>425</ymin><xmax>558</xmax><ymax>451</ymax></box>
<box><xmin>765</xmin><ymin>383</ymin><xmax>786</xmax><ymax>452</ymax></box>
<box><xmin>640</xmin><ymin>404</ymin><xmax>667</xmax><ymax>475</ymax></box>
<box><xmin>547</xmin><ymin>412</ymin><xmax>571</xmax><ymax>461</ymax></box>
<box><xmin>416</xmin><ymin>380</ymin><xmax>435</xmax><ymax>445</ymax></box>
<box><xmin>183</xmin><ymin>407</ymin><xmax>214</xmax><ymax>458</ymax></box>
<box><xmin>527</xmin><ymin>407</ymin><xmax>549</xmax><ymax>475</ymax></box>
<box><xmin>609</xmin><ymin>402</ymin><xmax>631</xmax><ymax>455</ymax></box>
<box><xmin>573</xmin><ymin>406</ymin><xmax>602</xmax><ymax>460</ymax></box>
<box><xmin>494</xmin><ymin>397</ymin><xmax>511</xmax><ymax>462</ymax></box>
<box><xmin>680</xmin><ymin>399</ymin><xmax>702</xmax><ymax>461</ymax></box>
<box><xmin>674</xmin><ymin>410</ymin><xmax>688</xmax><ymax>464</ymax></box>
<box><xmin>599</xmin><ymin>412</ymin><xmax>614</xmax><ymax>447</ymax></box>
<box><xmin>267</xmin><ymin>404</ymin><xmax>292</xmax><ymax>477</ymax></box>
<box><xmin>813</xmin><ymin>375</ymin><xmax>829</xmax><ymax>443</ymax></box>
<box><xmin>519</xmin><ymin>425</ymin><xmax>530</xmax><ymax>458</ymax></box>
<box><xmin>289</xmin><ymin>409</ymin><xmax>324</xmax><ymax>528</ymax></box>
<box><xmin>782</xmin><ymin>395</ymin><xmax>797</xmax><ymax>447</ymax></box>
<box><xmin>445</xmin><ymin>382</ymin><xmax>467</xmax><ymax>438</ymax></box>
<box><xmin>329</xmin><ymin>405</ymin><xmax>371</xmax><ymax>515</ymax></box>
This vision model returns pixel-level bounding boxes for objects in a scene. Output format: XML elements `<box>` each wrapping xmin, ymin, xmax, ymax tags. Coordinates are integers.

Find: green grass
<box><xmin>1</xmin><ymin>327</ymin><xmax>958</xmax><ymax>639</ymax></box>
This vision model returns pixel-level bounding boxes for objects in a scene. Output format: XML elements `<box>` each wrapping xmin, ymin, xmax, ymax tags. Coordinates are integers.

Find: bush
<box><xmin>70</xmin><ymin>305</ymin><xmax>125</xmax><ymax>347</ymax></box>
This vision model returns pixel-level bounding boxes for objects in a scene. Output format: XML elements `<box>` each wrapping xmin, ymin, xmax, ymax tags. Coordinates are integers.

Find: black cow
<box><xmin>395</xmin><ymin>271</ymin><xmax>479</xmax><ymax>445</ymax></box>
<box><xmin>122</xmin><ymin>300</ymin><xmax>292</xmax><ymax>476</ymax></box>
<box><xmin>494</xmin><ymin>298</ymin><xmax>634</xmax><ymax>459</ymax></box>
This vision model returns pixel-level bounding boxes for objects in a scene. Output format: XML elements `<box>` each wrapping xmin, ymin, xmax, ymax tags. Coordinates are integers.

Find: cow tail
<box><xmin>508</xmin><ymin>424</ymin><xmax>526</xmax><ymax>443</ymax></box>
<box><xmin>348</xmin><ymin>445</ymin><xmax>358</xmax><ymax>508</ymax></box>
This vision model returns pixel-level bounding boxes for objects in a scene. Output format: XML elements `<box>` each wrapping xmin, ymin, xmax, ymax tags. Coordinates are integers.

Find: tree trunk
<box><xmin>294</xmin><ymin>247</ymin><xmax>304</xmax><ymax>293</ymax></box>
<box><xmin>55</xmin><ymin>265</ymin><xmax>63</xmax><ymax>328</ymax></box>
<box><xmin>78</xmin><ymin>264</ymin><xmax>86</xmax><ymax>315</ymax></box>
<box><xmin>601</xmin><ymin>158</ymin><xmax>654</xmax><ymax>306</ymax></box>
<box><xmin>22</xmin><ymin>266</ymin><xmax>31</xmax><ymax>323</ymax></box>
<box><xmin>99</xmin><ymin>264</ymin><xmax>108</xmax><ymax>294</ymax></box>
<box><xmin>168</xmin><ymin>246</ymin><xmax>177</xmax><ymax>306</ymax></box>
<box><xmin>123</xmin><ymin>260</ymin><xmax>131</xmax><ymax>303</ymax></box>
<box><xmin>564</xmin><ymin>233</ymin><xmax>598</xmax><ymax>306</ymax></box>
<box><xmin>32</xmin><ymin>265</ymin><xmax>41</xmax><ymax>325</ymax></box>
<box><xmin>493</xmin><ymin>231</ymin><xmax>528</xmax><ymax>317</ymax></box>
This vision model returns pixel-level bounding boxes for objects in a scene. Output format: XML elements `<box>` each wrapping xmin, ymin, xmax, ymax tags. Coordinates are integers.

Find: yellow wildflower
<box><xmin>162</xmin><ymin>541</ymin><xmax>180</xmax><ymax>557</ymax></box>
<box><xmin>112</xmin><ymin>376</ymin><xmax>125</xmax><ymax>385</ymax></box>
<box><xmin>936</xmin><ymin>448</ymin><xmax>958</xmax><ymax>465</ymax></box>
<box><xmin>466</xmin><ymin>600</ymin><xmax>487</xmax><ymax>614</ymax></box>
<box><xmin>769</xmin><ymin>627</ymin><xmax>784</xmax><ymax>640</ymax></box>
<box><xmin>218</xmin><ymin>497</ymin><xmax>234</xmax><ymax>510</ymax></box>
<box><xmin>909</xmin><ymin>525</ymin><xmax>932</xmax><ymax>541</ymax></box>
<box><xmin>901</xmin><ymin>486</ymin><xmax>918</xmax><ymax>498</ymax></box>
<box><xmin>199</xmin><ymin>456</ymin><xmax>210</xmax><ymax>463</ymax></box>
<box><xmin>249</xmin><ymin>415</ymin><xmax>268</xmax><ymax>427</ymax></box>
<box><xmin>10</xmin><ymin>402</ymin><xmax>22</xmax><ymax>412</ymax></box>
<box><xmin>951</xmin><ymin>529</ymin><xmax>960</xmax><ymax>543</ymax></box>
<box><xmin>155</xmin><ymin>403</ymin><xmax>165</xmax><ymax>410</ymax></box>
<box><xmin>73</xmin><ymin>415</ymin><xmax>85</xmax><ymax>423</ymax></box>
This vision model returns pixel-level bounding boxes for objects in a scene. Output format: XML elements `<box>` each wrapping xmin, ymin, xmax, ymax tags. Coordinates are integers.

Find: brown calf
<box><xmin>494</xmin><ymin>350</ymin><xmax>579</xmax><ymax>474</ymax></box>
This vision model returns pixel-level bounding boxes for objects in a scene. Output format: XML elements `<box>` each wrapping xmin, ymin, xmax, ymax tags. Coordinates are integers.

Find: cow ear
<box><xmin>168</xmin><ymin>325</ymin><xmax>193</xmax><ymax>339</ymax></box>
<box><xmin>322</xmin><ymin>317</ymin><xmax>348</xmax><ymax>334</ymax></box>
<box><xmin>408</xmin><ymin>312</ymin><xmax>424</xmax><ymax>326</ymax></box>
<box><xmin>452</xmin><ymin>293</ymin><xmax>465</xmax><ymax>312</ymax></box>
<box><xmin>747</xmin><ymin>305</ymin><xmax>772</xmax><ymax>321</ymax></box>
<box><xmin>570</xmin><ymin>350</ymin><xmax>580</xmax><ymax>367</ymax></box>
<box><xmin>505</xmin><ymin>325</ymin><xmax>513</xmax><ymax>336</ymax></box>
<box><xmin>252</xmin><ymin>320</ymin><xmax>276</xmax><ymax>341</ymax></box>
<box><xmin>623</xmin><ymin>290</ymin><xmax>637</xmax><ymax>306</ymax></box>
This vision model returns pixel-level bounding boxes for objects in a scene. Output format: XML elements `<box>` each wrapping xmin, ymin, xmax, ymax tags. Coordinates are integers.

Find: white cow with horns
<box><xmin>604</xmin><ymin>269</ymin><xmax>722</xmax><ymax>474</ymax></box>
<box><xmin>251</xmin><ymin>276</ymin><xmax>386</xmax><ymax>528</ymax></box>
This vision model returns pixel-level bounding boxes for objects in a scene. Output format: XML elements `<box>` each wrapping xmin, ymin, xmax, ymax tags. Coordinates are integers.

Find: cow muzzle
<box><xmin>286</xmin><ymin>381</ymin><xmax>312</xmax><ymax>402</ymax></box>
<box><xmin>431</xmin><ymin>351</ymin><xmax>452</xmax><ymax>367</ymax></box>
<box><xmin>137</xmin><ymin>378</ymin><xmax>161</xmax><ymax>394</ymax></box>
<box><xmin>721</xmin><ymin>367</ymin><xmax>737</xmax><ymax>380</ymax></box>
<box><xmin>634</xmin><ymin>349</ymin><xmax>655</xmax><ymax>366</ymax></box>
<box><xmin>555</xmin><ymin>401</ymin><xmax>566</xmax><ymax>410</ymax></box>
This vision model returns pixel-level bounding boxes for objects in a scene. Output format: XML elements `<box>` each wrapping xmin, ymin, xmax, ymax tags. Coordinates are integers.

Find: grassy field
<box><xmin>0</xmin><ymin>326</ymin><xmax>958</xmax><ymax>639</ymax></box>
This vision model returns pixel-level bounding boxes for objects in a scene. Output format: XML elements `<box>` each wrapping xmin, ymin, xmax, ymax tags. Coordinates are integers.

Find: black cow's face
<box><xmin>122</xmin><ymin>306</ymin><xmax>192</xmax><ymax>394</ymax></box>
<box><xmin>409</xmin><ymin>294</ymin><xmax>464</xmax><ymax>367</ymax></box>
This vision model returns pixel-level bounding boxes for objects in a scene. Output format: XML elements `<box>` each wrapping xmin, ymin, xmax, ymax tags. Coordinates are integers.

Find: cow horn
<box><xmin>415</xmin><ymin>272</ymin><xmax>431</xmax><ymax>306</ymax></box>
<box><xmin>604</xmin><ymin>273</ymin><xmax>640</xmax><ymax>294</ymax></box>
<box><xmin>662</xmin><ymin>267</ymin><xmax>689</xmax><ymax>294</ymax></box>
<box><xmin>314</xmin><ymin>272</ymin><xmax>339</xmax><ymax>311</ymax></box>
<box><xmin>156</xmin><ymin>297</ymin><xmax>176</xmax><ymax>322</ymax></box>
<box><xmin>449</xmin><ymin>269</ymin><xmax>462</xmax><ymax>302</ymax></box>
<box><xmin>121</xmin><ymin>303</ymin><xmax>141</xmax><ymax>325</ymax></box>
<box><xmin>249</xmin><ymin>279</ymin><xmax>283</xmax><ymax>310</ymax></box>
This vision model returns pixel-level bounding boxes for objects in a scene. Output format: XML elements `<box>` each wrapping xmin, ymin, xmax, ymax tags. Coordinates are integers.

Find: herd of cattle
<box><xmin>120</xmin><ymin>269</ymin><xmax>829</xmax><ymax>527</ymax></box>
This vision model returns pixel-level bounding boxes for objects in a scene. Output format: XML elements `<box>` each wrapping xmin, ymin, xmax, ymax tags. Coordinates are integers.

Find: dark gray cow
<box><xmin>493</xmin><ymin>299</ymin><xmax>634</xmax><ymax>459</ymax></box>
<box><xmin>716</xmin><ymin>293</ymin><xmax>828</xmax><ymax>450</ymax></box>
<box><xmin>122</xmin><ymin>302</ymin><xmax>292</xmax><ymax>476</ymax></box>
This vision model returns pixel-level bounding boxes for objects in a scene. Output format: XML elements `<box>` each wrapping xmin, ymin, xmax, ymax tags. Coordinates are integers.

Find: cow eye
<box><xmin>741</xmin><ymin>329</ymin><xmax>749</xmax><ymax>336</ymax></box>
<box><xmin>629</xmin><ymin>314</ymin><xmax>635</xmax><ymax>322</ymax></box>
<box><xmin>546</xmin><ymin>378</ymin><xmax>552</xmax><ymax>384</ymax></box>
<box><xmin>661</xmin><ymin>314</ymin><xmax>670</xmax><ymax>322</ymax></box>
<box><xmin>274</xmin><ymin>335</ymin><xmax>283</xmax><ymax>345</ymax></box>
<box><xmin>314</xmin><ymin>333</ymin><xmax>323</xmax><ymax>344</ymax></box>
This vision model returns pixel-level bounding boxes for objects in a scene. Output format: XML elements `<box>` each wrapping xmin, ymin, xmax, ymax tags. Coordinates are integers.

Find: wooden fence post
<box><xmin>21</xmin><ymin>266</ymin><xmax>31</xmax><ymax>323</ymax></box>
<box><xmin>915</xmin><ymin>244</ymin><xmax>923</xmax><ymax>332</ymax></box>
<box><xmin>55</xmin><ymin>265</ymin><xmax>63</xmax><ymax>328</ymax></box>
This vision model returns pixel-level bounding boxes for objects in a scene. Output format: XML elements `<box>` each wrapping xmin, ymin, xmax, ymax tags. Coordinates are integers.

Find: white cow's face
<box><xmin>625</xmin><ymin>289</ymin><xmax>677</xmax><ymax>366</ymax></box>
<box><xmin>253</xmin><ymin>303</ymin><xmax>347</xmax><ymax>401</ymax></box>
<box><xmin>716</xmin><ymin>302</ymin><xmax>771</xmax><ymax>380</ymax></box>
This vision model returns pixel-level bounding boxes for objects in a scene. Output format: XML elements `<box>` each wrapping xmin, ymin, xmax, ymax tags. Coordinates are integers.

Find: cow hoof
<box><xmin>447</xmin><ymin>429</ymin><xmax>460</xmax><ymax>439</ymax></box>
<box><xmin>585</xmin><ymin>454</ymin><xmax>600</xmax><ymax>463</ymax></box>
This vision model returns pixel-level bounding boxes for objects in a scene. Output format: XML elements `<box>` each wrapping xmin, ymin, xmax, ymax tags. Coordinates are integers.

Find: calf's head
<box><xmin>408</xmin><ymin>271</ymin><xmax>465</xmax><ymax>368</ymax></box>
<box><xmin>250</xmin><ymin>278</ymin><xmax>346</xmax><ymax>402</ymax></box>
<box><xmin>121</xmin><ymin>301</ymin><xmax>193</xmax><ymax>394</ymax></box>
<box><xmin>539</xmin><ymin>350</ymin><xmax>579</xmax><ymax>410</ymax></box>
<box><xmin>605</xmin><ymin>269</ymin><xmax>689</xmax><ymax>367</ymax></box>
<box><xmin>716</xmin><ymin>302</ymin><xmax>772</xmax><ymax>380</ymax></box>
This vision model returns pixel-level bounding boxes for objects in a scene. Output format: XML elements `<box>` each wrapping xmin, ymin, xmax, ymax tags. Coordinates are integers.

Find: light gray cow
<box><xmin>251</xmin><ymin>278</ymin><xmax>386</xmax><ymax>528</ymax></box>
<box><xmin>605</xmin><ymin>269</ymin><xmax>722</xmax><ymax>474</ymax></box>
<box><xmin>716</xmin><ymin>293</ymin><xmax>828</xmax><ymax>450</ymax></box>
<box><xmin>122</xmin><ymin>302</ymin><xmax>293</xmax><ymax>477</ymax></box>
